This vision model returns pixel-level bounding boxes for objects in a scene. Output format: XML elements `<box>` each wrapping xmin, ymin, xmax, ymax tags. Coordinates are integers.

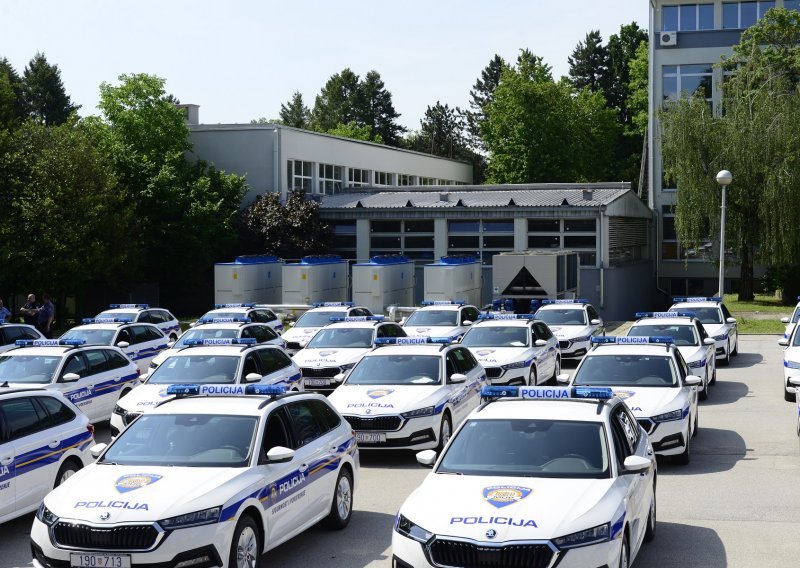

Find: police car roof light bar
<box><xmin>635</xmin><ymin>311</ymin><xmax>696</xmax><ymax>319</ymax></box>
<box><xmin>373</xmin><ymin>336</ymin><xmax>451</xmax><ymax>346</ymax></box>
<box><xmin>183</xmin><ymin>338</ymin><xmax>258</xmax><ymax>347</ymax></box>
<box><xmin>197</xmin><ymin>317</ymin><xmax>251</xmax><ymax>324</ymax></box>
<box><xmin>82</xmin><ymin>317</ymin><xmax>134</xmax><ymax>325</ymax></box>
<box><xmin>420</xmin><ymin>300</ymin><xmax>465</xmax><ymax>306</ymax></box>
<box><xmin>109</xmin><ymin>304</ymin><xmax>149</xmax><ymax>309</ymax></box>
<box><xmin>245</xmin><ymin>384</ymin><xmax>286</xmax><ymax>397</ymax></box>
<box><xmin>329</xmin><ymin>315</ymin><xmax>385</xmax><ymax>322</ymax></box>
<box><xmin>311</xmin><ymin>301</ymin><xmax>354</xmax><ymax>307</ymax></box>
<box><xmin>477</xmin><ymin>313</ymin><xmax>536</xmax><ymax>321</ymax></box>
<box><xmin>541</xmin><ymin>299</ymin><xmax>589</xmax><ymax>305</ymax></box>
<box><xmin>15</xmin><ymin>338</ymin><xmax>87</xmax><ymax>348</ymax></box>
<box><xmin>213</xmin><ymin>303</ymin><xmax>256</xmax><ymax>309</ymax></box>
<box><xmin>672</xmin><ymin>297</ymin><xmax>722</xmax><ymax>303</ymax></box>
<box><xmin>480</xmin><ymin>385</ymin><xmax>614</xmax><ymax>401</ymax></box>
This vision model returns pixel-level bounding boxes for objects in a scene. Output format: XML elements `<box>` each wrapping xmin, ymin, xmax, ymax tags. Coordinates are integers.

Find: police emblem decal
<box><xmin>476</xmin><ymin>349</ymin><xmax>495</xmax><ymax>357</ymax></box>
<box><xmin>483</xmin><ymin>486</ymin><xmax>532</xmax><ymax>508</ymax></box>
<box><xmin>613</xmin><ymin>390</ymin><xmax>636</xmax><ymax>400</ymax></box>
<box><xmin>367</xmin><ymin>389</ymin><xmax>394</xmax><ymax>399</ymax></box>
<box><xmin>115</xmin><ymin>474</ymin><xmax>163</xmax><ymax>493</ymax></box>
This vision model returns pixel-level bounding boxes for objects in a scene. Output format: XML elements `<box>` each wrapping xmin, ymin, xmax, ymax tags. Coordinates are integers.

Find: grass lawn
<box><xmin>734</xmin><ymin>317</ymin><xmax>785</xmax><ymax>335</ymax></box>
<box><xmin>723</xmin><ymin>293</ymin><xmax>794</xmax><ymax>314</ymax></box>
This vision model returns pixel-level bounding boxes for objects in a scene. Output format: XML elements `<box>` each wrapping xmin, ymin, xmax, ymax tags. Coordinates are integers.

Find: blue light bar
<box><xmin>480</xmin><ymin>385</ymin><xmax>613</xmax><ymax>400</ymax></box>
<box><xmin>166</xmin><ymin>384</ymin><xmax>201</xmax><ymax>396</ymax></box>
<box><xmin>109</xmin><ymin>303</ymin><xmax>149</xmax><ymax>309</ymax></box>
<box><xmin>478</xmin><ymin>313</ymin><xmax>536</xmax><ymax>321</ymax></box>
<box><xmin>591</xmin><ymin>336</ymin><xmax>618</xmax><ymax>344</ymax></box>
<box><xmin>197</xmin><ymin>317</ymin><xmax>251</xmax><ymax>324</ymax></box>
<box><xmin>374</xmin><ymin>336</ymin><xmax>451</xmax><ymax>346</ymax></box>
<box><xmin>183</xmin><ymin>338</ymin><xmax>257</xmax><ymax>346</ymax></box>
<box><xmin>245</xmin><ymin>384</ymin><xmax>286</xmax><ymax>396</ymax></box>
<box><xmin>329</xmin><ymin>316</ymin><xmax>385</xmax><ymax>322</ymax></box>
<box><xmin>591</xmin><ymin>336</ymin><xmax>675</xmax><ymax>345</ymax></box>
<box><xmin>213</xmin><ymin>303</ymin><xmax>256</xmax><ymax>308</ymax></box>
<box><xmin>572</xmin><ymin>387</ymin><xmax>615</xmax><ymax>400</ymax></box>
<box><xmin>421</xmin><ymin>300</ymin><xmax>465</xmax><ymax>306</ymax></box>
<box><xmin>491</xmin><ymin>299</ymin><xmax>516</xmax><ymax>312</ymax></box>
<box><xmin>672</xmin><ymin>297</ymin><xmax>721</xmax><ymax>303</ymax></box>
<box><xmin>541</xmin><ymin>299</ymin><xmax>589</xmax><ymax>305</ymax></box>
<box><xmin>82</xmin><ymin>317</ymin><xmax>134</xmax><ymax>324</ymax></box>
<box><xmin>15</xmin><ymin>339</ymin><xmax>86</xmax><ymax>347</ymax></box>
<box><xmin>635</xmin><ymin>312</ymin><xmax>696</xmax><ymax>319</ymax></box>
<box><xmin>530</xmin><ymin>300</ymin><xmax>540</xmax><ymax>309</ymax></box>
<box><xmin>311</xmin><ymin>301</ymin><xmax>354</xmax><ymax>307</ymax></box>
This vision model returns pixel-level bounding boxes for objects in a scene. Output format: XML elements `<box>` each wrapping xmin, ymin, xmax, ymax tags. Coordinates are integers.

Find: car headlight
<box><xmin>552</xmin><ymin>523</ymin><xmax>609</xmax><ymax>549</ymax></box>
<box><xmin>159</xmin><ymin>506</ymin><xmax>221</xmax><ymax>529</ymax></box>
<box><xmin>713</xmin><ymin>333</ymin><xmax>727</xmax><ymax>341</ymax></box>
<box><xmin>687</xmin><ymin>359</ymin><xmax>705</xmax><ymax>368</ymax></box>
<box><xmin>394</xmin><ymin>513</ymin><xmax>433</xmax><ymax>543</ymax></box>
<box><xmin>36</xmin><ymin>503</ymin><xmax>58</xmax><ymax>526</ymax></box>
<box><xmin>501</xmin><ymin>360</ymin><xmax>527</xmax><ymax>370</ymax></box>
<box><xmin>571</xmin><ymin>335</ymin><xmax>591</xmax><ymax>342</ymax></box>
<box><xmin>340</xmin><ymin>363</ymin><xmax>356</xmax><ymax>371</ymax></box>
<box><xmin>652</xmin><ymin>409</ymin><xmax>683</xmax><ymax>422</ymax></box>
<box><xmin>149</xmin><ymin>361</ymin><xmax>158</xmax><ymax>369</ymax></box>
<box><xmin>113</xmin><ymin>404</ymin><xmax>125</xmax><ymax>415</ymax></box>
<box><xmin>401</xmin><ymin>406</ymin><xmax>436</xmax><ymax>419</ymax></box>
<box><xmin>785</xmin><ymin>360</ymin><xmax>800</xmax><ymax>370</ymax></box>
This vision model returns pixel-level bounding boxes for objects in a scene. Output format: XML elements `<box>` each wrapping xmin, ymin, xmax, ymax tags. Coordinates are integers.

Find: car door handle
<box><xmin>48</xmin><ymin>440</ymin><xmax>60</xmax><ymax>449</ymax></box>
<box><xmin>0</xmin><ymin>456</ymin><xmax>12</xmax><ymax>465</ymax></box>
<box><xmin>299</xmin><ymin>463</ymin><xmax>309</xmax><ymax>473</ymax></box>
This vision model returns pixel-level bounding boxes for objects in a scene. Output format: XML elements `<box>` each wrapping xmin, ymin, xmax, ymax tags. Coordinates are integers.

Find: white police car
<box><xmin>533</xmin><ymin>299</ymin><xmax>604</xmax><ymax>360</ymax></box>
<box><xmin>31</xmin><ymin>385</ymin><xmax>358</xmax><ymax>568</ymax></box>
<box><xmin>562</xmin><ymin>336</ymin><xmax>701</xmax><ymax>464</ymax></box>
<box><xmin>0</xmin><ymin>339</ymin><xmax>140</xmax><ymax>423</ymax></box>
<box><xmin>460</xmin><ymin>314</ymin><xmax>560</xmax><ymax>386</ymax></box>
<box><xmin>0</xmin><ymin>388</ymin><xmax>94</xmax><ymax>524</ymax></box>
<box><xmin>327</xmin><ymin>337</ymin><xmax>489</xmax><ymax>451</ymax></box>
<box><xmin>200</xmin><ymin>304</ymin><xmax>284</xmax><ymax>334</ymax></box>
<box><xmin>149</xmin><ymin>318</ymin><xmax>285</xmax><ymax>371</ymax></box>
<box><xmin>779</xmin><ymin>324</ymin><xmax>800</xmax><ymax>402</ymax></box>
<box><xmin>628</xmin><ymin>312</ymin><xmax>717</xmax><ymax>399</ymax></box>
<box><xmin>402</xmin><ymin>301</ymin><xmax>481</xmax><ymax>342</ymax></box>
<box><xmin>293</xmin><ymin>317</ymin><xmax>406</xmax><ymax>394</ymax></box>
<box><xmin>282</xmin><ymin>302</ymin><xmax>373</xmax><ymax>355</ymax></box>
<box><xmin>61</xmin><ymin>318</ymin><xmax>169</xmax><ymax>374</ymax></box>
<box><xmin>0</xmin><ymin>321</ymin><xmax>44</xmax><ymax>354</ymax></box>
<box><xmin>780</xmin><ymin>296</ymin><xmax>800</xmax><ymax>340</ymax></box>
<box><xmin>392</xmin><ymin>385</ymin><xmax>656</xmax><ymax>568</ymax></box>
<box><xmin>95</xmin><ymin>305</ymin><xmax>181</xmax><ymax>341</ymax></box>
<box><xmin>669</xmin><ymin>297</ymin><xmax>738</xmax><ymax>365</ymax></box>
<box><xmin>111</xmin><ymin>339</ymin><xmax>302</xmax><ymax>436</ymax></box>
<box><xmin>787</xmin><ymin>376</ymin><xmax>800</xmax><ymax>449</ymax></box>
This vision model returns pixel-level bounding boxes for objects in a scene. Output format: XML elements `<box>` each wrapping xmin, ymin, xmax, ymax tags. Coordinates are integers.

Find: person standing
<box><xmin>0</xmin><ymin>299</ymin><xmax>10</xmax><ymax>322</ymax></box>
<box><xmin>37</xmin><ymin>293</ymin><xmax>54</xmax><ymax>338</ymax></box>
<box><xmin>20</xmin><ymin>293</ymin><xmax>40</xmax><ymax>327</ymax></box>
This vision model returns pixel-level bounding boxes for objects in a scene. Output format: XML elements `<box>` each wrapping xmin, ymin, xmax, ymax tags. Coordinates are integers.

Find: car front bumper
<box><xmin>636</xmin><ymin>415</ymin><xmax>690</xmax><ymax>456</ymax></box>
<box><xmin>345</xmin><ymin>414</ymin><xmax>442</xmax><ymax>450</ymax></box>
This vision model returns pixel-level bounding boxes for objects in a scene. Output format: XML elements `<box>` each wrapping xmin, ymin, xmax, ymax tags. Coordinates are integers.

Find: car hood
<box><xmin>45</xmin><ymin>463</ymin><xmax>254</xmax><ymax>523</ymax></box>
<box><xmin>549</xmin><ymin>325</ymin><xmax>592</xmax><ymax>340</ymax></box>
<box><xmin>401</xmin><ymin>473</ymin><xmax>622</xmax><ymax>541</ymax></box>
<box><xmin>292</xmin><ymin>348</ymin><xmax>370</xmax><ymax>368</ymax></box>
<box><xmin>282</xmin><ymin>326</ymin><xmax>323</xmax><ymax>344</ymax></box>
<box><xmin>329</xmin><ymin>384</ymin><xmax>446</xmax><ymax>416</ymax></box>
<box><xmin>469</xmin><ymin>347</ymin><xmax>531</xmax><ymax>367</ymax></box>
<box><xmin>609</xmin><ymin>387</ymin><xmax>687</xmax><ymax>418</ymax></box>
<box><xmin>676</xmin><ymin>345</ymin><xmax>706</xmax><ymax>364</ymax></box>
<box><xmin>702</xmin><ymin>323</ymin><xmax>727</xmax><ymax>338</ymax></box>
<box><xmin>404</xmin><ymin>325</ymin><xmax>464</xmax><ymax>340</ymax></box>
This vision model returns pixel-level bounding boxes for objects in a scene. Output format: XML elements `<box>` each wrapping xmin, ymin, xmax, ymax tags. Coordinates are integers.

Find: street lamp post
<box><xmin>716</xmin><ymin>170</ymin><xmax>733</xmax><ymax>297</ymax></box>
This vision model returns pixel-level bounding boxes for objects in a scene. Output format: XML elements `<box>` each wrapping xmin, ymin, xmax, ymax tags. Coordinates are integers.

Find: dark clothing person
<box><xmin>20</xmin><ymin>297</ymin><xmax>40</xmax><ymax>326</ymax></box>
<box><xmin>37</xmin><ymin>295</ymin><xmax>54</xmax><ymax>338</ymax></box>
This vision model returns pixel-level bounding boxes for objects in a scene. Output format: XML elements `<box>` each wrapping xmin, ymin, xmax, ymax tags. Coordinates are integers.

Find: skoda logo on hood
<box><xmin>486</xmin><ymin>529</ymin><xmax>497</xmax><ymax>539</ymax></box>
<box><xmin>99</xmin><ymin>512</ymin><xmax>111</xmax><ymax>521</ymax></box>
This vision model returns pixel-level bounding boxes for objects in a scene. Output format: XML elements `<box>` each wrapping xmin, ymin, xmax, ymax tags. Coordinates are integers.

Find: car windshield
<box><xmin>294</xmin><ymin>311</ymin><xmax>342</xmax><ymax>327</ymax></box>
<box><xmin>793</xmin><ymin>328</ymin><xmax>800</xmax><ymax>347</ymax></box>
<box><xmin>437</xmin><ymin>418</ymin><xmax>609</xmax><ymax>479</ymax></box>
<box><xmin>792</xmin><ymin>306</ymin><xmax>800</xmax><ymax>324</ymax></box>
<box><xmin>461</xmin><ymin>326</ymin><xmax>529</xmax><ymax>347</ymax></box>
<box><xmin>174</xmin><ymin>328</ymin><xmax>238</xmax><ymax>348</ymax></box>
<box><xmin>534</xmin><ymin>309</ymin><xmax>587</xmax><ymax>326</ymax></box>
<box><xmin>147</xmin><ymin>355</ymin><xmax>240</xmax><ymax>384</ymax></box>
<box><xmin>96</xmin><ymin>311</ymin><xmax>137</xmax><ymax>321</ymax></box>
<box><xmin>405</xmin><ymin>310</ymin><xmax>459</xmax><ymax>327</ymax></box>
<box><xmin>0</xmin><ymin>354</ymin><xmax>60</xmax><ymax>383</ymax></box>
<box><xmin>673</xmin><ymin>307</ymin><xmax>721</xmax><ymax>324</ymax></box>
<box><xmin>307</xmin><ymin>328</ymin><xmax>374</xmax><ymax>348</ymax></box>
<box><xmin>573</xmin><ymin>354</ymin><xmax>678</xmax><ymax>388</ymax></box>
<box><xmin>346</xmin><ymin>355</ymin><xmax>441</xmax><ymax>385</ymax></box>
<box><xmin>101</xmin><ymin>414</ymin><xmax>257</xmax><ymax>467</ymax></box>
<box><xmin>628</xmin><ymin>324</ymin><xmax>698</xmax><ymax>346</ymax></box>
<box><xmin>60</xmin><ymin>329</ymin><xmax>116</xmax><ymax>345</ymax></box>
<box><xmin>204</xmin><ymin>311</ymin><xmax>246</xmax><ymax>320</ymax></box>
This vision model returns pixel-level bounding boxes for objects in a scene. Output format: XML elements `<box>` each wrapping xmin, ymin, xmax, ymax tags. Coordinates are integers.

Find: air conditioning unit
<box><xmin>660</xmin><ymin>31</ymin><xmax>677</xmax><ymax>47</ymax></box>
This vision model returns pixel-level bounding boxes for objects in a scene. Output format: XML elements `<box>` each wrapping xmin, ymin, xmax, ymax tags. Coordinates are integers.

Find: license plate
<box><xmin>304</xmin><ymin>378</ymin><xmax>331</xmax><ymax>386</ymax></box>
<box><xmin>70</xmin><ymin>553</ymin><xmax>131</xmax><ymax>568</ymax></box>
<box><xmin>356</xmin><ymin>432</ymin><xmax>386</xmax><ymax>443</ymax></box>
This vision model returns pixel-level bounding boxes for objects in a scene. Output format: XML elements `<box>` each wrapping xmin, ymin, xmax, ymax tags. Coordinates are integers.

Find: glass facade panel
<box><xmin>483</xmin><ymin>235</ymin><xmax>514</xmax><ymax>248</ymax></box>
<box><xmin>699</xmin><ymin>3</ymin><xmax>714</xmax><ymax>29</ymax></box>
<box><xmin>663</xmin><ymin>76</ymin><xmax>678</xmax><ymax>101</ymax></box>
<box><xmin>528</xmin><ymin>219</ymin><xmax>559</xmax><ymax>232</ymax></box>
<box><xmin>448</xmin><ymin>236</ymin><xmax>480</xmax><ymax>248</ymax></box>
<box><xmin>564</xmin><ymin>219</ymin><xmax>596</xmax><ymax>232</ymax></box>
<box><xmin>564</xmin><ymin>235</ymin><xmax>596</xmax><ymax>248</ymax></box>
<box><xmin>318</xmin><ymin>163</ymin><xmax>342</xmax><ymax>195</ymax></box>
<box><xmin>663</xmin><ymin>217</ymin><xmax>677</xmax><ymax>240</ymax></box>
<box><xmin>406</xmin><ymin>236</ymin><xmax>434</xmax><ymax>248</ymax></box>
<box><xmin>663</xmin><ymin>5</ymin><xmax>679</xmax><ymax>29</ymax></box>
<box><xmin>332</xmin><ymin>221</ymin><xmax>356</xmax><ymax>234</ymax></box>
<box><xmin>662</xmin><ymin>242</ymin><xmax>680</xmax><ymax>259</ymax></box>
<box><xmin>787</xmin><ymin>0</ymin><xmax>800</xmax><ymax>12</ymax></box>
<box><xmin>483</xmin><ymin>219</ymin><xmax>514</xmax><ymax>232</ymax></box>
<box><xmin>578</xmin><ymin>252</ymin><xmax>597</xmax><ymax>267</ymax></box>
<box><xmin>398</xmin><ymin>174</ymin><xmax>412</xmax><ymax>186</ymax></box>
<box><xmin>722</xmin><ymin>2</ymin><xmax>739</xmax><ymax>27</ymax></box>
<box><xmin>741</xmin><ymin>2</ymin><xmax>758</xmax><ymax>27</ymax></box>
<box><xmin>348</xmin><ymin>168</ymin><xmax>370</xmax><ymax>187</ymax></box>
<box><xmin>371</xmin><ymin>236</ymin><xmax>401</xmax><ymax>248</ymax></box>
<box><xmin>371</xmin><ymin>220</ymin><xmax>401</xmax><ymax>233</ymax></box>
<box><xmin>528</xmin><ymin>235</ymin><xmax>560</xmax><ymax>248</ymax></box>
<box><xmin>448</xmin><ymin>220</ymin><xmax>480</xmax><ymax>233</ymax></box>
<box><xmin>680</xmin><ymin>4</ymin><xmax>697</xmax><ymax>30</ymax></box>
<box><xmin>288</xmin><ymin>160</ymin><xmax>312</xmax><ymax>191</ymax></box>
<box><xmin>333</xmin><ymin>235</ymin><xmax>356</xmax><ymax>249</ymax></box>
<box><xmin>405</xmin><ymin>220</ymin><xmax>434</xmax><ymax>232</ymax></box>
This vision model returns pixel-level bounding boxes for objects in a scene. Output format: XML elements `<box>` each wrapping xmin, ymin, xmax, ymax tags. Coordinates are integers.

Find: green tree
<box><xmin>409</xmin><ymin>101</ymin><xmax>466</xmax><ymax>158</ymax></box>
<box><xmin>568</xmin><ymin>30</ymin><xmax>610</xmax><ymax>93</ymax></box>
<box><xmin>326</xmin><ymin>121</ymin><xmax>382</xmax><ymax>143</ymax></box>
<box><xmin>21</xmin><ymin>53</ymin><xmax>79</xmax><ymax>125</ymax></box>
<box><xmin>660</xmin><ymin>8</ymin><xmax>800</xmax><ymax>300</ymax></box>
<box><xmin>627</xmin><ymin>41</ymin><xmax>649</xmax><ymax>137</ymax></box>
<box><xmin>606</xmin><ymin>23</ymin><xmax>649</xmax><ymax>125</ymax></box>
<box><xmin>310</xmin><ymin>68</ymin><xmax>362</xmax><ymax>132</ymax></box>
<box><xmin>357</xmin><ymin>70</ymin><xmax>404</xmax><ymax>146</ymax></box>
<box><xmin>279</xmin><ymin>91</ymin><xmax>310</xmax><ymax>128</ymax></box>
<box><xmin>466</xmin><ymin>54</ymin><xmax>507</xmax><ymax>150</ymax></box>
<box><xmin>0</xmin><ymin>58</ymin><xmax>26</xmax><ymax>125</ymax></box>
<box><xmin>238</xmin><ymin>190</ymin><xmax>331</xmax><ymax>259</ymax></box>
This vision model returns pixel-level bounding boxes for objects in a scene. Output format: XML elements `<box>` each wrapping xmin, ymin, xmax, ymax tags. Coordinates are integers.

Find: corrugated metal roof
<box><xmin>319</xmin><ymin>185</ymin><xmax>631</xmax><ymax>209</ymax></box>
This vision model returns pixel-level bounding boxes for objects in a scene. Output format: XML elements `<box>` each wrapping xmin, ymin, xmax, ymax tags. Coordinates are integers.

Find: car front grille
<box><xmin>344</xmin><ymin>415</ymin><xmax>402</xmax><ymax>431</ymax></box>
<box><xmin>53</xmin><ymin>522</ymin><xmax>159</xmax><ymax>551</ymax></box>
<box><xmin>558</xmin><ymin>340</ymin><xmax>571</xmax><ymax>349</ymax></box>
<box><xmin>637</xmin><ymin>418</ymin><xmax>656</xmax><ymax>434</ymax></box>
<box><xmin>484</xmin><ymin>367</ymin><xmax>503</xmax><ymax>379</ymax></box>
<box><xmin>301</xmin><ymin>367</ymin><xmax>341</xmax><ymax>378</ymax></box>
<box><xmin>122</xmin><ymin>412</ymin><xmax>141</xmax><ymax>426</ymax></box>
<box><xmin>286</xmin><ymin>341</ymin><xmax>303</xmax><ymax>350</ymax></box>
<box><xmin>427</xmin><ymin>539</ymin><xmax>555</xmax><ymax>568</ymax></box>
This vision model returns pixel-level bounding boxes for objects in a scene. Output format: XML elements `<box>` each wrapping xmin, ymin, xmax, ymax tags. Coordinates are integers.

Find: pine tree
<box><xmin>358</xmin><ymin>71</ymin><xmax>404</xmax><ymax>146</ymax></box>
<box><xmin>466</xmin><ymin>55</ymin><xmax>507</xmax><ymax>149</ymax></box>
<box><xmin>21</xmin><ymin>53</ymin><xmax>79</xmax><ymax>125</ymax></box>
<box><xmin>279</xmin><ymin>91</ymin><xmax>310</xmax><ymax>129</ymax></box>
<box><xmin>0</xmin><ymin>58</ymin><xmax>25</xmax><ymax>125</ymax></box>
<box><xmin>310</xmin><ymin>68</ymin><xmax>362</xmax><ymax>132</ymax></box>
<box><xmin>568</xmin><ymin>31</ymin><xmax>610</xmax><ymax>93</ymax></box>
<box><xmin>607</xmin><ymin>23</ymin><xmax>648</xmax><ymax>125</ymax></box>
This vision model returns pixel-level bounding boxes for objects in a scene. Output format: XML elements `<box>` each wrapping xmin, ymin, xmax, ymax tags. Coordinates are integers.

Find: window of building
<box><xmin>405</xmin><ymin>220</ymin><xmax>434</xmax><ymax>233</ymax></box>
<box><xmin>528</xmin><ymin>235</ymin><xmax>561</xmax><ymax>248</ymax></box>
<box><xmin>287</xmin><ymin>160</ymin><xmax>312</xmax><ymax>191</ymax></box>
<box><xmin>331</xmin><ymin>221</ymin><xmax>357</xmax><ymax>259</ymax></box>
<box><xmin>348</xmin><ymin>168</ymin><xmax>371</xmax><ymax>187</ymax></box>
<box><xmin>564</xmin><ymin>219</ymin><xmax>596</xmax><ymax>232</ymax></box>
<box><xmin>723</xmin><ymin>1</ymin><xmax>774</xmax><ymax>29</ymax></box>
<box><xmin>371</xmin><ymin>220</ymin><xmax>401</xmax><ymax>233</ymax></box>
<box><xmin>397</xmin><ymin>174</ymin><xmax>413</xmax><ymax>186</ymax></box>
<box><xmin>662</xmin><ymin>3</ymin><xmax>714</xmax><ymax>31</ymax></box>
<box><xmin>419</xmin><ymin>177</ymin><xmax>438</xmax><ymax>186</ymax></box>
<box><xmin>787</xmin><ymin>0</ymin><xmax>800</xmax><ymax>11</ymax></box>
<box><xmin>527</xmin><ymin>218</ymin><xmax>597</xmax><ymax>266</ymax></box>
<box><xmin>374</xmin><ymin>171</ymin><xmax>393</xmax><ymax>186</ymax></box>
<box><xmin>528</xmin><ymin>219</ymin><xmax>560</xmax><ymax>232</ymax></box>
<box><xmin>662</xmin><ymin>65</ymin><xmax>713</xmax><ymax>106</ymax></box>
<box><xmin>366</xmin><ymin>220</ymin><xmax>435</xmax><ymax>263</ymax></box>
<box><xmin>661</xmin><ymin>206</ymin><xmax>712</xmax><ymax>262</ymax></box>
<box><xmin>318</xmin><ymin>163</ymin><xmax>342</xmax><ymax>195</ymax></box>
<box><xmin>448</xmin><ymin>219</ymin><xmax>514</xmax><ymax>264</ymax></box>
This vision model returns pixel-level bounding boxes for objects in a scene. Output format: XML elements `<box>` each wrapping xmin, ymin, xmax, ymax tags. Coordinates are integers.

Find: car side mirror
<box><xmin>167</xmin><ymin>341</ymin><xmax>175</xmax><ymax>348</ymax></box>
<box><xmin>726</xmin><ymin>317</ymin><xmax>737</xmax><ymax>324</ymax></box>
<box><xmin>116</xmin><ymin>341</ymin><xmax>130</xmax><ymax>348</ymax></box>
<box><xmin>590</xmin><ymin>319</ymin><xmax>601</xmax><ymax>325</ymax></box>
<box><xmin>789</xmin><ymin>378</ymin><xmax>800</xmax><ymax>388</ymax></box>
<box><xmin>556</xmin><ymin>373</ymin><xmax>570</xmax><ymax>385</ymax></box>
<box><xmin>400</xmin><ymin>317</ymin><xmax>407</xmax><ymax>325</ymax></box>
<box><xmin>334</xmin><ymin>373</ymin><xmax>346</xmax><ymax>383</ymax></box>
<box><xmin>449</xmin><ymin>373</ymin><xmax>467</xmax><ymax>384</ymax></box>
<box><xmin>779</xmin><ymin>338</ymin><xmax>789</xmax><ymax>347</ymax></box>
<box><xmin>288</xmin><ymin>321</ymin><xmax>296</xmax><ymax>328</ymax></box>
<box><xmin>61</xmin><ymin>373</ymin><xmax>80</xmax><ymax>383</ymax></box>
<box><xmin>534</xmin><ymin>339</ymin><xmax>547</xmax><ymax>347</ymax></box>
<box><xmin>244</xmin><ymin>372</ymin><xmax>262</xmax><ymax>383</ymax></box>
<box><xmin>462</xmin><ymin>320</ymin><xmax>473</xmax><ymax>326</ymax></box>
<box><xmin>91</xmin><ymin>443</ymin><xmax>108</xmax><ymax>460</ymax></box>
<box><xmin>265</xmin><ymin>446</ymin><xmax>295</xmax><ymax>464</ymax></box>
<box><xmin>781</xmin><ymin>317</ymin><xmax>790</xmax><ymax>324</ymax></box>
<box><xmin>685</xmin><ymin>375</ymin><xmax>702</xmax><ymax>387</ymax></box>
<box><xmin>703</xmin><ymin>338</ymin><xmax>715</xmax><ymax>345</ymax></box>
<box><xmin>622</xmin><ymin>455</ymin><xmax>651</xmax><ymax>474</ymax></box>
<box><xmin>416</xmin><ymin>449</ymin><xmax>437</xmax><ymax>468</ymax></box>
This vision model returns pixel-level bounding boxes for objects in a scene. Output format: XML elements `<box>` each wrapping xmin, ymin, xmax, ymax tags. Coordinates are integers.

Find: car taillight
<box><xmin>87</xmin><ymin>424</ymin><xmax>95</xmax><ymax>435</ymax></box>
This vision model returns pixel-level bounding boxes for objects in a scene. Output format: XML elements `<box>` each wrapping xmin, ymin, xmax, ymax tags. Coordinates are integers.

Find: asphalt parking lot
<box><xmin>2</xmin><ymin>335</ymin><xmax>798</xmax><ymax>568</ymax></box>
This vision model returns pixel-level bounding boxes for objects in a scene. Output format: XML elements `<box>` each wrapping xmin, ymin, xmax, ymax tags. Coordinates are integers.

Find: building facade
<box><xmin>647</xmin><ymin>0</ymin><xmax>790</xmax><ymax>296</ymax></box>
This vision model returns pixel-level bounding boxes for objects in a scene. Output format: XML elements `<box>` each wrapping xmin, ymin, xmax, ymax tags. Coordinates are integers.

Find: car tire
<box><xmin>323</xmin><ymin>468</ymin><xmax>353</xmax><ymax>530</ymax></box>
<box><xmin>692</xmin><ymin>410</ymin><xmax>699</xmax><ymax>437</ymax></box>
<box><xmin>528</xmin><ymin>368</ymin><xmax>537</xmax><ymax>387</ymax></box>
<box><xmin>436</xmin><ymin>413</ymin><xmax>453</xmax><ymax>453</ymax></box>
<box><xmin>54</xmin><ymin>459</ymin><xmax>81</xmax><ymax>488</ymax></box>
<box><xmin>784</xmin><ymin>385</ymin><xmax>795</xmax><ymax>403</ymax></box>
<box><xmin>618</xmin><ymin>531</ymin><xmax>629</xmax><ymax>568</ymax></box>
<box><xmin>674</xmin><ymin>431</ymin><xmax>691</xmax><ymax>466</ymax></box>
<box><xmin>229</xmin><ymin>514</ymin><xmax>261</xmax><ymax>568</ymax></box>
<box><xmin>721</xmin><ymin>342</ymin><xmax>730</xmax><ymax>366</ymax></box>
<box><xmin>731</xmin><ymin>336</ymin><xmax>738</xmax><ymax>356</ymax></box>
<box><xmin>643</xmin><ymin>482</ymin><xmax>656</xmax><ymax>542</ymax></box>
<box><xmin>710</xmin><ymin>363</ymin><xmax>717</xmax><ymax>386</ymax></box>
<box><xmin>550</xmin><ymin>357</ymin><xmax>561</xmax><ymax>386</ymax></box>
<box><xmin>699</xmin><ymin>374</ymin><xmax>708</xmax><ymax>401</ymax></box>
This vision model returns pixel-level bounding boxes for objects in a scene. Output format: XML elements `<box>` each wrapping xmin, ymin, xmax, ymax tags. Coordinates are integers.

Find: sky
<box><xmin>0</xmin><ymin>0</ymin><xmax>649</xmax><ymax>131</ymax></box>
